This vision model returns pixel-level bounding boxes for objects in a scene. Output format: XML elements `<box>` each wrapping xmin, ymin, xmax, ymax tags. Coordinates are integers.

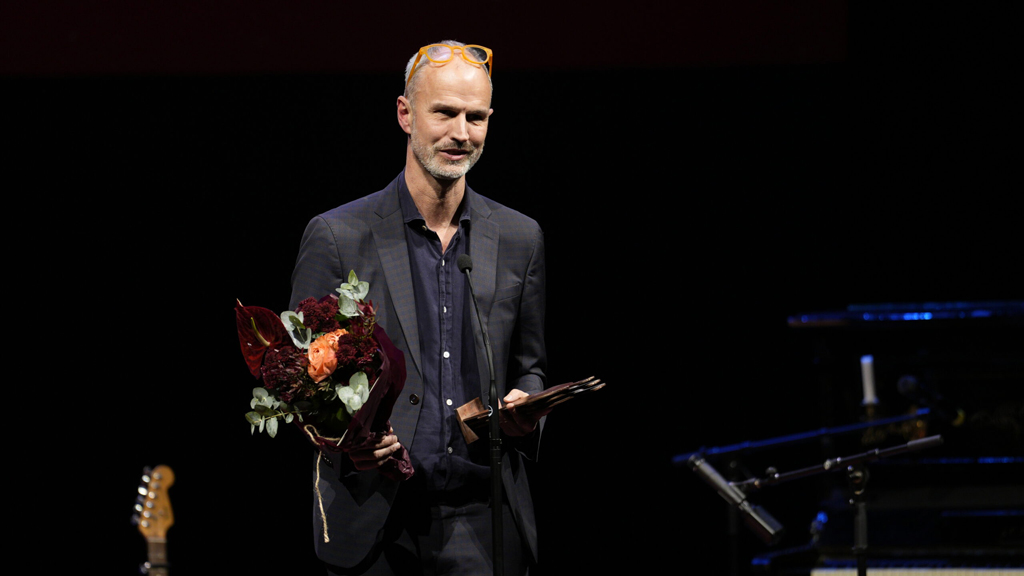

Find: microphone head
<box><xmin>457</xmin><ymin>254</ymin><xmax>473</xmax><ymax>273</ymax></box>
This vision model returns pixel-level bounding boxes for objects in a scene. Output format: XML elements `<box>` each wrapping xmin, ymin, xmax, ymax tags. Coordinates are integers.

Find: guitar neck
<box><xmin>135</xmin><ymin>464</ymin><xmax>175</xmax><ymax>576</ymax></box>
<box><xmin>146</xmin><ymin>540</ymin><xmax>169</xmax><ymax>576</ymax></box>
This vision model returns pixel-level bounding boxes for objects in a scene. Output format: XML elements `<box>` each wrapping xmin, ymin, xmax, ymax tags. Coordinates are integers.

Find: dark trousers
<box><xmin>325</xmin><ymin>485</ymin><xmax>529</xmax><ymax>576</ymax></box>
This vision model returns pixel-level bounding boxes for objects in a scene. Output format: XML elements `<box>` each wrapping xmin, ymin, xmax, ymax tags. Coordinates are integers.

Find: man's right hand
<box><xmin>348</xmin><ymin>428</ymin><xmax>402</xmax><ymax>471</ymax></box>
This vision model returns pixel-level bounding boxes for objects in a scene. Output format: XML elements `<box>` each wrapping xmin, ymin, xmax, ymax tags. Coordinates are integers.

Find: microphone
<box><xmin>458</xmin><ymin>253</ymin><xmax>503</xmax><ymax>575</ymax></box>
<box><xmin>688</xmin><ymin>455</ymin><xmax>785</xmax><ymax>545</ymax></box>
<box><xmin>897</xmin><ymin>375</ymin><xmax>966</xmax><ymax>427</ymax></box>
<box><xmin>457</xmin><ymin>255</ymin><xmax>492</xmax><ymax>384</ymax></box>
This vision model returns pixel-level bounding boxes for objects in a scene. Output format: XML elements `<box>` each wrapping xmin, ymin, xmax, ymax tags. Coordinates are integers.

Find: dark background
<box><xmin>6</xmin><ymin>2</ymin><xmax>1020</xmax><ymax>574</ymax></box>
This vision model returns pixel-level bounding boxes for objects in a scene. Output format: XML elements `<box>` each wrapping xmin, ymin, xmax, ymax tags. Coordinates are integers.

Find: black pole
<box><xmin>458</xmin><ymin>254</ymin><xmax>503</xmax><ymax>576</ymax></box>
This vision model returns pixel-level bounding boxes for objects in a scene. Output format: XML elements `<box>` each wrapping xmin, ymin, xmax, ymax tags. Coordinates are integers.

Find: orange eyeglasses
<box><xmin>406</xmin><ymin>44</ymin><xmax>493</xmax><ymax>89</ymax></box>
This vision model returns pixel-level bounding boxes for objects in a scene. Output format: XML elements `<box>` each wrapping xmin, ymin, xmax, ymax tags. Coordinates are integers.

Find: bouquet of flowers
<box><xmin>235</xmin><ymin>270</ymin><xmax>412</xmax><ymax>480</ymax></box>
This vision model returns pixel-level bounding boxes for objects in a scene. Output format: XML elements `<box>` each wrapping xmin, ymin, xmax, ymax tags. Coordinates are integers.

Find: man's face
<box><xmin>405</xmin><ymin>58</ymin><xmax>493</xmax><ymax>181</ymax></box>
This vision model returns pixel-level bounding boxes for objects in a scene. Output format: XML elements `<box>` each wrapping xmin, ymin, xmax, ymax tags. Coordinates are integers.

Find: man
<box><xmin>289</xmin><ymin>41</ymin><xmax>548</xmax><ymax>575</ymax></box>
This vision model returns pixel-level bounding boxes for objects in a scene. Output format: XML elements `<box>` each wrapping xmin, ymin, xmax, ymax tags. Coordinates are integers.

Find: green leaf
<box><xmin>349</xmin><ymin>371</ymin><xmax>369</xmax><ymax>389</ymax></box>
<box><xmin>338</xmin><ymin>296</ymin><xmax>359</xmax><ymax>318</ymax></box>
<box><xmin>281</xmin><ymin>310</ymin><xmax>312</xmax><ymax>349</ymax></box>
<box><xmin>245</xmin><ymin>411</ymin><xmax>263</xmax><ymax>425</ymax></box>
<box><xmin>337</xmin><ymin>270</ymin><xmax>370</xmax><ymax>305</ymax></box>
<box><xmin>267</xmin><ymin>417</ymin><xmax>279</xmax><ymax>438</ymax></box>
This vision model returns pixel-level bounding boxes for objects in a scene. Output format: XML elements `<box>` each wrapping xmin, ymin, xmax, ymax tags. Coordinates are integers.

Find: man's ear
<box><xmin>397</xmin><ymin>96</ymin><xmax>413</xmax><ymax>135</ymax></box>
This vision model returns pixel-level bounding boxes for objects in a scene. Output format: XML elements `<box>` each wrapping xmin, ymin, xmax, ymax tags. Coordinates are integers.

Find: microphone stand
<box><xmin>675</xmin><ymin>409</ymin><xmax>933</xmax><ymax>574</ymax></box>
<box><xmin>672</xmin><ymin>408</ymin><xmax>932</xmax><ymax>466</ymax></box>
<box><xmin>730</xmin><ymin>435</ymin><xmax>944</xmax><ymax>576</ymax></box>
<box><xmin>458</xmin><ymin>255</ymin><xmax>503</xmax><ymax>576</ymax></box>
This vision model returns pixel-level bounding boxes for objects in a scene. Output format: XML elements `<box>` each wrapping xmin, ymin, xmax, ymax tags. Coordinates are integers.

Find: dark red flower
<box><xmin>261</xmin><ymin>346</ymin><xmax>309</xmax><ymax>402</ymax></box>
<box><xmin>235</xmin><ymin>300</ymin><xmax>290</xmax><ymax>378</ymax></box>
<box><xmin>295</xmin><ymin>296</ymin><xmax>342</xmax><ymax>334</ymax></box>
<box><xmin>335</xmin><ymin>333</ymin><xmax>359</xmax><ymax>367</ymax></box>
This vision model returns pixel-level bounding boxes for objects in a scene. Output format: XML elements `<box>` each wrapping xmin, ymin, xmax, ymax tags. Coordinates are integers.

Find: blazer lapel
<box><xmin>371</xmin><ymin>183</ymin><xmax>423</xmax><ymax>381</ymax></box>
<box><xmin>467</xmin><ymin>188</ymin><xmax>499</xmax><ymax>405</ymax></box>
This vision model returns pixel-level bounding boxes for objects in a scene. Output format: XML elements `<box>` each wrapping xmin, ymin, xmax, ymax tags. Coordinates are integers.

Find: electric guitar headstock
<box><xmin>132</xmin><ymin>465</ymin><xmax>175</xmax><ymax>575</ymax></box>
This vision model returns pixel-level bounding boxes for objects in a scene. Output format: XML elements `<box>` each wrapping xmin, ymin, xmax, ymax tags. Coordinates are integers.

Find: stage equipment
<box><xmin>458</xmin><ymin>254</ymin><xmax>504</xmax><ymax>576</ymax></box>
<box><xmin>750</xmin><ymin>301</ymin><xmax>1024</xmax><ymax>574</ymax></box>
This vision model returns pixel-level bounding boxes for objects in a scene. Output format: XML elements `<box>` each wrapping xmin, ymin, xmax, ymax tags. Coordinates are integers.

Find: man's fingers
<box><xmin>349</xmin><ymin>434</ymin><xmax>401</xmax><ymax>469</ymax></box>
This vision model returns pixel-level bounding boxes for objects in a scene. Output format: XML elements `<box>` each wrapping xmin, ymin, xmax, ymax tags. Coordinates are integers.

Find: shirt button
<box><xmin>446</xmin><ymin>399</ymin><xmax>453</xmax><ymax>406</ymax></box>
<box><xmin>447</xmin><ymin>446</ymin><xmax>454</xmax><ymax>454</ymax></box>
<box><xmin>409</xmin><ymin>394</ymin><xmax>420</xmax><ymax>405</ymax></box>
<box><xmin>443</xmin><ymin>351</ymin><xmax>450</xmax><ymax>359</ymax></box>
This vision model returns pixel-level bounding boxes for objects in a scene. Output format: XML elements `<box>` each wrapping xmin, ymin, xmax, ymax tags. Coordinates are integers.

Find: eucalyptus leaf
<box><xmin>281</xmin><ymin>310</ymin><xmax>312</xmax><ymax>349</ymax></box>
<box><xmin>267</xmin><ymin>417</ymin><xmax>279</xmax><ymax>438</ymax></box>
<box><xmin>337</xmin><ymin>270</ymin><xmax>370</xmax><ymax>303</ymax></box>
<box><xmin>349</xmin><ymin>371</ymin><xmax>369</xmax><ymax>389</ymax></box>
<box><xmin>245</xmin><ymin>411</ymin><xmax>263</xmax><ymax>425</ymax></box>
<box><xmin>338</xmin><ymin>296</ymin><xmax>359</xmax><ymax>318</ymax></box>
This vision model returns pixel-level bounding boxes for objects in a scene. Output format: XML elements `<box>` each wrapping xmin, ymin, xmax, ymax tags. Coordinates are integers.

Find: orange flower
<box><xmin>307</xmin><ymin>329</ymin><xmax>348</xmax><ymax>383</ymax></box>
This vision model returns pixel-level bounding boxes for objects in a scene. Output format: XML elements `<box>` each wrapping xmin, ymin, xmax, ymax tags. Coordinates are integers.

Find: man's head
<box><xmin>404</xmin><ymin>42</ymin><xmax>492</xmax><ymax>102</ymax></box>
<box><xmin>398</xmin><ymin>41</ymin><xmax>494</xmax><ymax>183</ymax></box>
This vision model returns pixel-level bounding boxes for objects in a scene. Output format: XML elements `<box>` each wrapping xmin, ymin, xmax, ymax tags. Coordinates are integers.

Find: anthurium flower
<box><xmin>235</xmin><ymin>300</ymin><xmax>290</xmax><ymax>378</ymax></box>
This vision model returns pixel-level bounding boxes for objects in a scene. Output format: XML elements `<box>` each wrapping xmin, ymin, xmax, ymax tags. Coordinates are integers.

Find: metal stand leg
<box><xmin>847</xmin><ymin>464</ymin><xmax>870</xmax><ymax>576</ymax></box>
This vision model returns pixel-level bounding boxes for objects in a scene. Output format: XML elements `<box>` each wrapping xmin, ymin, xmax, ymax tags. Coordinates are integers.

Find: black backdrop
<box><xmin>7</xmin><ymin>2</ymin><xmax>1020</xmax><ymax>574</ymax></box>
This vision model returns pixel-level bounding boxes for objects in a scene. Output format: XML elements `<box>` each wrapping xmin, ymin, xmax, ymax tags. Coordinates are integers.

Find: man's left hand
<box><xmin>499</xmin><ymin>389</ymin><xmax>549</xmax><ymax>437</ymax></box>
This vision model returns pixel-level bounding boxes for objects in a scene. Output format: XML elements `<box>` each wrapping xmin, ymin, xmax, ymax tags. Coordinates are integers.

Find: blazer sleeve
<box><xmin>290</xmin><ymin>215</ymin><xmax>346</xmax><ymax>310</ymax></box>
<box><xmin>505</xmin><ymin>224</ymin><xmax>547</xmax><ymax>461</ymax></box>
<box><xmin>507</xmin><ymin>223</ymin><xmax>546</xmax><ymax>394</ymax></box>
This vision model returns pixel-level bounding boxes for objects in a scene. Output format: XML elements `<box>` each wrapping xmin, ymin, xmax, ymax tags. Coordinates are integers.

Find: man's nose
<box><xmin>450</xmin><ymin>115</ymin><xmax>469</xmax><ymax>142</ymax></box>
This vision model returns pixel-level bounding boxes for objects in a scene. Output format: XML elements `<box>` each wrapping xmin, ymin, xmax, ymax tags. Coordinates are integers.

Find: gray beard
<box><xmin>411</xmin><ymin>138</ymin><xmax>484</xmax><ymax>181</ymax></box>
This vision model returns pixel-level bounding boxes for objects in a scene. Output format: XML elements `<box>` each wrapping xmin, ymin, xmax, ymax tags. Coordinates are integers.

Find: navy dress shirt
<box><xmin>398</xmin><ymin>178</ymin><xmax>489</xmax><ymax>493</ymax></box>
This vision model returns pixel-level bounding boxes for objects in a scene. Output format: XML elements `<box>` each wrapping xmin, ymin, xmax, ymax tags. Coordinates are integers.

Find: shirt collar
<box><xmin>398</xmin><ymin>171</ymin><xmax>471</xmax><ymax>227</ymax></box>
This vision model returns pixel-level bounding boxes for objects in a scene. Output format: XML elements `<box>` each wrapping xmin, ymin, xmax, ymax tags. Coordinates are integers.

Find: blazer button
<box><xmin>409</xmin><ymin>394</ymin><xmax>420</xmax><ymax>405</ymax></box>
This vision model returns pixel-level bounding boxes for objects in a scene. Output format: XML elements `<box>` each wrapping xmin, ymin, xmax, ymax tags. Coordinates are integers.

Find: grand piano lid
<box><xmin>787</xmin><ymin>300</ymin><xmax>1024</xmax><ymax>328</ymax></box>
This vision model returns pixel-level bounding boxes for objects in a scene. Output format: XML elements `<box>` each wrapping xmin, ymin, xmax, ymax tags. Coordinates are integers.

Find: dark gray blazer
<box><xmin>289</xmin><ymin>174</ymin><xmax>547</xmax><ymax>568</ymax></box>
